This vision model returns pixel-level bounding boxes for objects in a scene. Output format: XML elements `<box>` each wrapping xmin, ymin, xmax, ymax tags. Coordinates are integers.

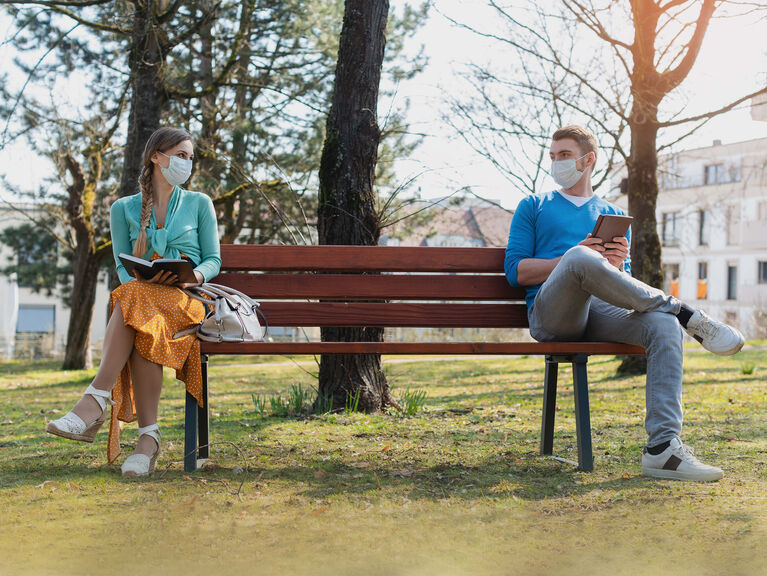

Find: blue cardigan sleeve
<box><xmin>193</xmin><ymin>194</ymin><xmax>221</xmax><ymax>282</ymax></box>
<box><xmin>110</xmin><ymin>200</ymin><xmax>135</xmax><ymax>285</ymax></box>
<box><xmin>504</xmin><ymin>196</ymin><xmax>536</xmax><ymax>287</ymax></box>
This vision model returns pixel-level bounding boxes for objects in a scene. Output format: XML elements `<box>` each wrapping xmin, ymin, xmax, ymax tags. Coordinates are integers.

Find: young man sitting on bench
<box><xmin>505</xmin><ymin>125</ymin><xmax>744</xmax><ymax>482</ymax></box>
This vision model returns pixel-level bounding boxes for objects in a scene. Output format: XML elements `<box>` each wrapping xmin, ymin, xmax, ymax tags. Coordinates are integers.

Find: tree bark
<box><xmin>62</xmin><ymin>153</ymin><xmax>103</xmax><ymax>370</ymax></box>
<box><xmin>117</xmin><ymin>1</ymin><xmax>169</xmax><ymax>200</ymax></box>
<box><xmin>317</xmin><ymin>0</ymin><xmax>394</xmax><ymax>412</ymax></box>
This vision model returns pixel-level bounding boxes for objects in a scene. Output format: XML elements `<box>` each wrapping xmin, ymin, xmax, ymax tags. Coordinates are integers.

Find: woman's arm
<box><xmin>110</xmin><ymin>201</ymin><xmax>135</xmax><ymax>284</ymax></box>
<box><xmin>192</xmin><ymin>195</ymin><xmax>221</xmax><ymax>283</ymax></box>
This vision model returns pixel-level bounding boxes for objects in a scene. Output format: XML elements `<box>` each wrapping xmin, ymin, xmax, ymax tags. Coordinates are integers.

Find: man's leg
<box><xmin>529</xmin><ymin>245</ymin><xmax>680</xmax><ymax>341</ymax></box>
<box><xmin>582</xmin><ymin>299</ymin><xmax>683</xmax><ymax>447</ymax></box>
<box><xmin>582</xmin><ymin>299</ymin><xmax>723</xmax><ymax>481</ymax></box>
<box><xmin>530</xmin><ymin>245</ymin><xmax>742</xmax><ymax>356</ymax></box>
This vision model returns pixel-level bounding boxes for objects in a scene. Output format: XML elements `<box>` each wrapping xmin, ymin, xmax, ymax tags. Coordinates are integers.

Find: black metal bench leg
<box><xmin>198</xmin><ymin>354</ymin><xmax>210</xmax><ymax>460</ymax></box>
<box><xmin>572</xmin><ymin>354</ymin><xmax>594</xmax><ymax>472</ymax></box>
<box><xmin>184</xmin><ymin>390</ymin><xmax>198</xmax><ymax>473</ymax></box>
<box><xmin>540</xmin><ymin>355</ymin><xmax>559</xmax><ymax>455</ymax></box>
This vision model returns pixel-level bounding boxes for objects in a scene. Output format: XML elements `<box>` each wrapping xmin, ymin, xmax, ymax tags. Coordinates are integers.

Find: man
<box><xmin>505</xmin><ymin>125</ymin><xmax>744</xmax><ymax>482</ymax></box>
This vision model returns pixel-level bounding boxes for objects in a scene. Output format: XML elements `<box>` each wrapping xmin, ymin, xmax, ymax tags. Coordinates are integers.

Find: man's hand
<box><xmin>578</xmin><ymin>233</ymin><xmax>605</xmax><ymax>253</ymax></box>
<box><xmin>602</xmin><ymin>236</ymin><xmax>629</xmax><ymax>269</ymax></box>
<box><xmin>578</xmin><ymin>233</ymin><xmax>628</xmax><ymax>270</ymax></box>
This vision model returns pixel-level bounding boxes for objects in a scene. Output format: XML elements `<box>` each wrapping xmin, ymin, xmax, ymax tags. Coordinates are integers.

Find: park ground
<box><xmin>0</xmin><ymin>345</ymin><xmax>765</xmax><ymax>576</ymax></box>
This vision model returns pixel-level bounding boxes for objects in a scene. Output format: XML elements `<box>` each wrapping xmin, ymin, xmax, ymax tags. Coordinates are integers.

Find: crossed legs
<box><xmin>528</xmin><ymin>245</ymin><xmax>684</xmax><ymax>445</ymax></box>
<box><xmin>69</xmin><ymin>300</ymin><xmax>163</xmax><ymax>457</ymax></box>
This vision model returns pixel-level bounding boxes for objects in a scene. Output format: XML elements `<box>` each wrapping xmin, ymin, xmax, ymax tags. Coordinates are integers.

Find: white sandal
<box><xmin>121</xmin><ymin>424</ymin><xmax>161</xmax><ymax>478</ymax></box>
<box><xmin>46</xmin><ymin>385</ymin><xmax>114</xmax><ymax>443</ymax></box>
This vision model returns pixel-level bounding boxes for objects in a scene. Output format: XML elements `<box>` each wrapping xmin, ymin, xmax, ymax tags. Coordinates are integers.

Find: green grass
<box><xmin>1</xmin><ymin>349</ymin><xmax>766</xmax><ymax>576</ymax></box>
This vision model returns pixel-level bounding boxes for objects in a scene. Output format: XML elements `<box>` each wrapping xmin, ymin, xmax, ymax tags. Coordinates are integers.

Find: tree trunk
<box><xmin>196</xmin><ymin>0</ymin><xmax>224</xmax><ymax>195</ymax></box>
<box><xmin>63</xmin><ymin>253</ymin><xmax>101</xmax><ymax>369</ymax></box>
<box><xmin>626</xmin><ymin>103</ymin><xmax>663</xmax><ymax>290</ymax></box>
<box><xmin>117</xmin><ymin>1</ymin><xmax>169</xmax><ymax>200</ymax></box>
<box><xmin>220</xmin><ymin>0</ymin><xmax>255</xmax><ymax>244</ymax></box>
<box><xmin>317</xmin><ymin>0</ymin><xmax>394</xmax><ymax>412</ymax></box>
<box><xmin>619</xmin><ymin>95</ymin><xmax>663</xmax><ymax>375</ymax></box>
<box><xmin>62</xmin><ymin>152</ymin><xmax>103</xmax><ymax>369</ymax></box>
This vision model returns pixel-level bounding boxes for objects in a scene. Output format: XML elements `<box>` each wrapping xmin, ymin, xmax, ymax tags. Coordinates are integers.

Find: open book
<box><xmin>119</xmin><ymin>253</ymin><xmax>198</xmax><ymax>284</ymax></box>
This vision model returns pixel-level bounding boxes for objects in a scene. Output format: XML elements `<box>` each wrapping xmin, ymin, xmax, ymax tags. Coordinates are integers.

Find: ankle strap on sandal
<box><xmin>138</xmin><ymin>424</ymin><xmax>161</xmax><ymax>446</ymax></box>
<box><xmin>84</xmin><ymin>384</ymin><xmax>115</xmax><ymax>411</ymax></box>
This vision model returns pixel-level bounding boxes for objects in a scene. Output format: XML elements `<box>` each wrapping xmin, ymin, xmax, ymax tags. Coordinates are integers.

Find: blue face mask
<box><xmin>159</xmin><ymin>152</ymin><xmax>193</xmax><ymax>186</ymax></box>
<box><xmin>551</xmin><ymin>153</ymin><xmax>589</xmax><ymax>189</ymax></box>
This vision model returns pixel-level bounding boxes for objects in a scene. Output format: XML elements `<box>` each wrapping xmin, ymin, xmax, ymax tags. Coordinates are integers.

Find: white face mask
<box><xmin>158</xmin><ymin>152</ymin><xmax>193</xmax><ymax>186</ymax></box>
<box><xmin>551</xmin><ymin>153</ymin><xmax>590</xmax><ymax>189</ymax></box>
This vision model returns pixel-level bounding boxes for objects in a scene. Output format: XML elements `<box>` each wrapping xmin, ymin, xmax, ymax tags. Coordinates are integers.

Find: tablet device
<box><xmin>590</xmin><ymin>214</ymin><xmax>633</xmax><ymax>244</ymax></box>
<box><xmin>119</xmin><ymin>253</ymin><xmax>198</xmax><ymax>284</ymax></box>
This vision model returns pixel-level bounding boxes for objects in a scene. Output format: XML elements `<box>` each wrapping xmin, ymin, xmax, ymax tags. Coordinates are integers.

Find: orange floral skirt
<box><xmin>107</xmin><ymin>281</ymin><xmax>206</xmax><ymax>463</ymax></box>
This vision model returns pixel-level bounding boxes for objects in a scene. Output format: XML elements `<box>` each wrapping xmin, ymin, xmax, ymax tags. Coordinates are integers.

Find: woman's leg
<box><xmin>129</xmin><ymin>348</ymin><xmax>163</xmax><ymax>456</ymax></box>
<box><xmin>71</xmin><ymin>301</ymin><xmax>136</xmax><ymax>423</ymax></box>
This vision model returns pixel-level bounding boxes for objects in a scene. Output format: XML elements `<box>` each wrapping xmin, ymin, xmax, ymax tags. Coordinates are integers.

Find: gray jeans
<box><xmin>528</xmin><ymin>245</ymin><xmax>684</xmax><ymax>447</ymax></box>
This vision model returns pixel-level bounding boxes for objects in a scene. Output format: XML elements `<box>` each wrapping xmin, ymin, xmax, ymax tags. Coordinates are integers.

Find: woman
<box><xmin>46</xmin><ymin>127</ymin><xmax>221</xmax><ymax>477</ymax></box>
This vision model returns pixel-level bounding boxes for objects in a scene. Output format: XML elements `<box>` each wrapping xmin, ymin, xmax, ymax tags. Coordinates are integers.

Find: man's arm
<box><xmin>516</xmin><ymin>257</ymin><xmax>562</xmax><ymax>286</ymax></box>
<box><xmin>516</xmin><ymin>236</ymin><xmax>611</xmax><ymax>286</ymax></box>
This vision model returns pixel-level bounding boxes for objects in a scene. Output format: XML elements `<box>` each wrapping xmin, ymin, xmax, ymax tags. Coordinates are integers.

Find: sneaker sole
<box><xmin>700</xmin><ymin>331</ymin><xmax>745</xmax><ymax>356</ymax></box>
<box><xmin>704</xmin><ymin>339</ymin><xmax>745</xmax><ymax>356</ymax></box>
<box><xmin>642</xmin><ymin>466</ymin><xmax>723</xmax><ymax>482</ymax></box>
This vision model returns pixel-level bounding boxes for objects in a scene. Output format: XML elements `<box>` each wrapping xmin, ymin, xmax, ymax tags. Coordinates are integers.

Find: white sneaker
<box><xmin>641</xmin><ymin>438</ymin><xmax>723</xmax><ymax>482</ymax></box>
<box><xmin>685</xmin><ymin>310</ymin><xmax>744</xmax><ymax>356</ymax></box>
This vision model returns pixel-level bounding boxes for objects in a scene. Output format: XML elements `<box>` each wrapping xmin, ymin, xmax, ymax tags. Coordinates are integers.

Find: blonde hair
<box><xmin>133</xmin><ymin>127</ymin><xmax>193</xmax><ymax>257</ymax></box>
<box><xmin>552</xmin><ymin>125</ymin><xmax>598</xmax><ymax>163</ymax></box>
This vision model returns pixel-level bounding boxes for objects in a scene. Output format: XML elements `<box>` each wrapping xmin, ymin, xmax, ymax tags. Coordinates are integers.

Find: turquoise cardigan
<box><xmin>110</xmin><ymin>186</ymin><xmax>222</xmax><ymax>285</ymax></box>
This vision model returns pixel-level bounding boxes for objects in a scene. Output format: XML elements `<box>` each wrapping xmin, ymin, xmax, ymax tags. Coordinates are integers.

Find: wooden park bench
<box><xmin>185</xmin><ymin>245</ymin><xmax>645</xmax><ymax>473</ymax></box>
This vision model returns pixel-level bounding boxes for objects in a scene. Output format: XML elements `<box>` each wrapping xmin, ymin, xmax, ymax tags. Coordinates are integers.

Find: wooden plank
<box><xmin>214</xmin><ymin>272</ymin><xmax>527</xmax><ymax>300</ymax></box>
<box><xmin>257</xmin><ymin>302</ymin><xmax>529</xmax><ymax>328</ymax></box>
<box><xmin>200</xmin><ymin>341</ymin><xmax>646</xmax><ymax>355</ymax></box>
<box><xmin>218</xmin><ymin>244</ymin><xmax>506</xmax><ymax>272</ymax></box>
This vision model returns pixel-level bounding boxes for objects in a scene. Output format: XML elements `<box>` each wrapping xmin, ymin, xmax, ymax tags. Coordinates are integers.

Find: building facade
<box><xmin>613</xmin><ymin>137</ymin><xmax>767</xmax><ymax>338</ymax></box>
<box><xmin>0</xmin><ymin>205</ymin><xmax>112</xmax><ymax>359</ymax></box>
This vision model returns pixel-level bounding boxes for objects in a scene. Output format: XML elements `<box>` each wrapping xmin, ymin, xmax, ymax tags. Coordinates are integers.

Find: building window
<box><xmin>698</xmin><ymin>209</ymin><xmax>709</xmax><ymax>246</ymax></box>
<box><xmin>704</xmin><ymin>164</ymin><xmax>724</xmax><ymax>185</ymax></box>
<box><xmin>704</xmin><ymin>164</ymin><xmax>740</xmax><ymax>185</ymax></box>
<box><xmin>758</xmin><ymin>261</ymin><xmax>767</xmax><ymax>284</ymax></box>
<box><xmin>16</xmin><ymin>305</ymin><xmax>55</xmax><ymax>333</ymax></box>
<box><xmin>727</xmin><ymin>265</ymin><xmax>738</xmax><ymax>300</ymax></box>
<box><xmin>697</xmin><ymin>262</ymin><xmax>708</xmax><ymax>300</ymax></box>
<box><xmin>661</xmin><ymin>212</ymin><xmax>680</xmax><ymax>247</ymax></box>
<box><xmin>663</xmin><ymin>263</ymin><xmax>680</xmax><ymax>296</ymax></box>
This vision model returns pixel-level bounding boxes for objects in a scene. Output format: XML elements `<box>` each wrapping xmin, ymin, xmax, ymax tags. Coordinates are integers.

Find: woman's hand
<box><xmin>135</xmin><ymin>269</ymin><xmax>179</xmax><ymax>285</ymax></box>
<box><xmin>178</xmin><ymin>270</ymin><xmax>205</xmax><ymax>290</ymax></box>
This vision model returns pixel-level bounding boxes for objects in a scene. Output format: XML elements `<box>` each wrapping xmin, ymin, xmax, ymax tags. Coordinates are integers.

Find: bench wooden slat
<box><xmin>215</xmin><ymin>273</ymin><xmax>526</xmax><ymax>300</ymax></box>
<box><xmin>219</xmin><ymin>244</ymin><xmax>506</xmax><ymax>272</ymax></box>
<box><xmin>200</xmin><ymin>341</ymin><xmax>645</xmax><ymax>355</ymax></box>
<box><xmin>257</xmin><ymin>302</ymin><xmax>529</xmax><ymax>328</ymax></box>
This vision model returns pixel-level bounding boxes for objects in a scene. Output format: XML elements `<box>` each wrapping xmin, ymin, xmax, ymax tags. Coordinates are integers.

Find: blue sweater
<box><xmin>110</xmin><ymin>186</ymin><xmax>221</xmax><ymax>285</ymax></box>
<box><xmin>504</xmin><ymin>191</ymin><xmax>631</xmax><ymax>308</ymax></box>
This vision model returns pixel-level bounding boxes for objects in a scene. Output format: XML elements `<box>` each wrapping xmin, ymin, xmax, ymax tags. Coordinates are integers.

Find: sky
<box><xmin>387</xmin><ymin>0</ymin><xmax>767</xmax><ymax>208</ymax></box>
<box><xmin>1</xmin><ymin>1</ymin><xmax>767</xmax><ymax>210</ymax></box>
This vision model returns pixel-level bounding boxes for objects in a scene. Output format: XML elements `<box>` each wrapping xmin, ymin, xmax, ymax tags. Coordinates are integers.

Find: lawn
<box><xmin>0</xmin><ymin>347</ymin><xmax>765</xmax><ymax>576</ymax></box>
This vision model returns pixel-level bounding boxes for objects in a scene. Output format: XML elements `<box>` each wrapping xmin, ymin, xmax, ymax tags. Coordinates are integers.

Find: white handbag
<box><xmin>174</xmin><ymin>282</ymin><xmax>266</xmax><ymax>342</ymax></box>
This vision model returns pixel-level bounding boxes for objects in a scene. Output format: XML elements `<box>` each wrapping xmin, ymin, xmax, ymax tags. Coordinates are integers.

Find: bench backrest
<box><xmin>214</xmin><ymin>245</ymin><xmax>529</xmax><ymax>329</ymax></box>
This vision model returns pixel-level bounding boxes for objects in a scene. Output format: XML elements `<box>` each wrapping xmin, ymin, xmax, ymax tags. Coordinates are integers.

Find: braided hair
<box><xmin>133</xmin><ymin>127</ymin><xmax>193</xmax><ymax>257</ymax></box>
